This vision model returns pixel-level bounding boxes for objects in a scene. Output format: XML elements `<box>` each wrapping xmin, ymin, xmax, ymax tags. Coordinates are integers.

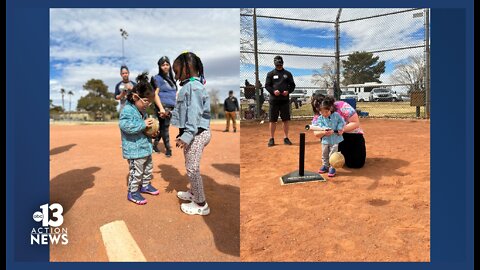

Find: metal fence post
<box><xmin>425</xmin><ymin>8</ymin><xmax>430</xmax><ymax>119</ymax></box>
<box><xmin>334</xmin><ymin>9</ymin><xmax>342</xmax><ymax>100</ymax></box>
<box><xmin>253</xmin><ymin>8</ymin><xmax>261</xmax><ymax>119</ymax></box>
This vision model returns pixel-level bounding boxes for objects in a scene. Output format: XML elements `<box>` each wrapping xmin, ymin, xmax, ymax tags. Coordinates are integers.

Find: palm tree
<box><xmin>60</xmin><ymin>88</ymin><xmax>66</xmax><ymax>110</ymax></box>
<box><xmin>67</xmin><ymin>91</ymin><xmax>74</xmax><ymax>112</ymax></box>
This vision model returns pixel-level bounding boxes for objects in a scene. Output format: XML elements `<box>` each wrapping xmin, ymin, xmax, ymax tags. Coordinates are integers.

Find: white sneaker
<box><xmin>180</xmin><ymin>201</ymin><xmax>210</xmax><ymax>216</ymax></box>
<box><xmin>177</xmin><ymin>190</ymin><xmax>194</xmax><ymax>201</ymax></box>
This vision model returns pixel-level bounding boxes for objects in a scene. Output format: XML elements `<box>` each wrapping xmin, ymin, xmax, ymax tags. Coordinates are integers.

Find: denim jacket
<box><xmin>315</xmin><ymin>112</ymin><xmax>345</xmax><ymax>145</ymax></box>
<box><xmin>171</xmin><ymin>78</ymin><xmax>211</xmax><ymax>144</ymax></box>
<box><xmin>119</xmin><ymin>102</ymin><xmax>153</xmax><ymax>159</ymax></box>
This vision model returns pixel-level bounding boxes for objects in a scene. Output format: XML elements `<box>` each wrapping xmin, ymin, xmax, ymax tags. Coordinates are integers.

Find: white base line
<box><xmin>100</xmin><ymin>220</ymin><xmax>147</xmax><ymax>262</ymax></box>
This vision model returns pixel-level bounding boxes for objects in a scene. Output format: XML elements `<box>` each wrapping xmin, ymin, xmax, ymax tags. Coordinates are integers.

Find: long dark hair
<box><xmin>157</xmin><ymin>56</ymin><xmax>177</xmax><ymax>90</ymax></box>
<box><xmin>311</xmin><ymin>93</ymin><xmax>337</xmax><ymax>114</ymax></box>
<box><xmin>319</xmin><ymin>95</ymin><xmax>336</xmax><ymax>114</ymax></box>
<box><xmin>127</xmin><ymin>72</ymin><xmax>154</xmax><ymax>103</ymax></box>
<box><xmin>173</xmin><ymin>52</ymin><xmax>205</xmax><ymax>85</ymax></box>
<box><xmin>311</xmin><ymin>93</ymin><xmax>325</xmax><ymax>115</ymax></box>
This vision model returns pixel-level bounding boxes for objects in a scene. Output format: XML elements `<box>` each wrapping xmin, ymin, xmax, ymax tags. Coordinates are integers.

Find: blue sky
<box><xmin>50</xmin><ymin>9</ymin><xmax>239</xmax><ymax>111</ymax></box>
<box><xmin>240</xmin><ymin>8</ymin><xmax>426</xmax><ymax>91</ymax></box>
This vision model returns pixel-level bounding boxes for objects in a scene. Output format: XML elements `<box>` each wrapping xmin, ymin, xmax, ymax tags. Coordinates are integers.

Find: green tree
<box><xmin>50</xmin><ymin>99</ymin><xmax>64</xmax><ymax>113</ymax></box>
<box><xmin>67</xmin><ymin>91</ymin><xmax>74</xmax><ymax>112</ymax></box>
<box><xmin>341</xmin><ymin>51</ymin><xmax>386</xmax><ymax>86</ymax></box>
<box><xmin>60</xmin><ymin>88</ymin><xmax>66</xmax><ymax>110</ymax></box>
<box><xmin>77</xmin><ymin>79</ymin><xmax>117</xmax><ymax>114</ymax></box>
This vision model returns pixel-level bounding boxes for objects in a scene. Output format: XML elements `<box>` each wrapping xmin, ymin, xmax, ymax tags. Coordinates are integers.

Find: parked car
<box><xmin>357</xmin><ymin>92</ymin><xmax>371</xmax><ymax>102</ymax></box>
<box><xmin>290</xmin><ymin>89</ymin><xmax>307</xmax><ymax>108</ymax></box>
<box><xmin>400</xmin><ymin>94</ymin><xmax>411</xmax><ymax>102</ymax></box>
<box><xmin>390</xmin><ymin>90</ymin><xmax>403</xmax><ymax>102</ymax></box>
<box><xmin>369</xmin><ymin>88</ymin><xmax>393</xmax><ymax>102</ymax></box>
<box><xmin>314</xmin><ymin>89</ymin><xmax>328</xmax><ymax>96</ymax></box>
<box><xmin>340</xmin><ymin>90</ymin><xmax>358</xmax><ymax>101</ymax></box>
<box><xmin>290</xmin><ymin>89</ymin><xmax>307</xmax><ymax>99</ymax></box>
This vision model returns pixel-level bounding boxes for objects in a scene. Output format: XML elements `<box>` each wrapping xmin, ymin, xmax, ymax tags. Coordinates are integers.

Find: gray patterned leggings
<box><xmin>183</xmin><ymin>130</ymin><xmax>211</xmax><ymax>203</ymax></box>
<box><xmin>322</xmin><ymin>143</ymin><xmax>339</xmax><ymax>168</ymax></box>
<box><xmin>127</xmin><ymin>155</ymin><xmax>153</xmax><ymax>192</ymax></box>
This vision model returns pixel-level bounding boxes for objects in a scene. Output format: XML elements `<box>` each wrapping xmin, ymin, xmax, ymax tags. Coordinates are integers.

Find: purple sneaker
<box><xmin>128</xmin><ymin>192</ymin><xmax>147</xmax><ymax>205</ymax></box>
<box><xmin>318</xmin><ymin>165</ymin><xmax>329</xmax><ymax>174</ymax></box>
<box><xmin>327</xmin><ymin>167</ymin><xmax>336</xmax><ymax>177</ymax></box>
<box><xmin>140</xmin><ymin>184</ymin><xmax>160</xmax><ymax>195</ymax></box>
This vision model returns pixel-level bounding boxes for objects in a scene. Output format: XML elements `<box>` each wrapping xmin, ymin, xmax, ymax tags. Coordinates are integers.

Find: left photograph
<box><xmin>49</xmin><ymin>8</ymin><xmax>240</xmax><ymax>262</ymax></box>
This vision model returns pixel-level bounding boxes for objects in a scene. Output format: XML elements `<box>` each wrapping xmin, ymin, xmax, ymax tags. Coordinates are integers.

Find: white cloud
<box><xmin>241</xmin><ymin>8</ymin><xmax>425</xmax><ymax>75</ymax></box>
<box><xmin>50</xmin><ymin>8</ymin><xmax>240</xmax><ymax>109</ymax></box>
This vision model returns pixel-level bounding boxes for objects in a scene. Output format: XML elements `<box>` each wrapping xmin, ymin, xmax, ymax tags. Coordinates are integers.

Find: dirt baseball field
<box><xmin>240</xmin><ymin>118</ymin><xmax>430</xmax><ymax>262</ymax></box>
<box><xmin>50</xmin><ymin>122</ymin><xmax>240</xmax><ymax>262</ymax></box>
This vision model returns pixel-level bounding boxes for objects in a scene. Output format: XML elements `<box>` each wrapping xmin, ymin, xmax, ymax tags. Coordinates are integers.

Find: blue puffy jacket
<box><xmin>119</xmin><ymin>102</ymin><xmax>153</xmax><ymax>159</ymax></box>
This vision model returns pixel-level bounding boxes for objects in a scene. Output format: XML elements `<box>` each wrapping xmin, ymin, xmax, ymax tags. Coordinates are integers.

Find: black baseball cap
<box><xmin>274</xmin><ymin>55</ymin><xmax>284</xmax><ymax>65</ymax></box>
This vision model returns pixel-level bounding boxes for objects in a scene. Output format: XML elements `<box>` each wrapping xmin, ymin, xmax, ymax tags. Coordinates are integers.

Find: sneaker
<box><xmin>165</xmin><ymin>148</ymin><xmax>172</xmax><ymax>158</ymax></box>
<box><xmin>177</xmin><ymin>190</ymin><xmax>194</xmax><ymax>201</ymax></box>
<box><xmin>180</xmin><ymin>201</ymin><xmax>210</xmax><ymax>216</ymax></box>
<box><xmin>327</xmin><ymin>167</ymin><xmax>336</xmax><ymax>177</ymax></box>
<box><xmin>140</xmin><ymin>184</ymin><xmax>160</xmax><ymax>195</ymax></box>
<box><xmin>153</xmin><ymin>144</ymin><xmax>160</xmax><ymax>153</ymax></box>
<box><xmin>223</xmin><ymin>129</ymin><xmax>229</xmax><ymax>132</ymax></box>
<box><xmin>128</xmin><ymin>192</ymin><xmax>147</xmax><ymax>205</ymax></box>
<box><xmin>233</xmin><ymin>128</ymin><xmax>237</xmax><ymax>133</ymax></box>
<box><xmin>284</xmin><ymin>137</ymin><xmax>293</xmax><ymax>145</ymax></box>
<box><xmin>318</xmin><ymin>165</ymin><xmax>329</xmax><ymax>174</ymax></box>
<box><xmin>268</xmin><ymin>138</ymin><xmax>275</xmax><ymax>147</ymax></box>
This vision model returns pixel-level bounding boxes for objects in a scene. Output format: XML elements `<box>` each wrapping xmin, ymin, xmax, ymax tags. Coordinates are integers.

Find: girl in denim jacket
<box><xmin>170</xmin><ymin>52</ymin><xmax>211</xmax><ymax>215</ymax></box>
<box><xmin>119</xmin><ymin>72</ymin><xmax>160</xmax><ymax>205</ymax></box>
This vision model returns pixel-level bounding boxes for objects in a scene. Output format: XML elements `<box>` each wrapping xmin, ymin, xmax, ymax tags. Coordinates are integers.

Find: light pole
<box><xmin>120</xmin><ymin>28</ymin><xmax>129</xmax><ymax>64</ymax></box>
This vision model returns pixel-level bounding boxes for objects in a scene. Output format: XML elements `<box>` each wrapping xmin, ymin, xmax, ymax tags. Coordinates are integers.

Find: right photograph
<box><xmin>240</xmin><ymin>8</ymin><xmax>430</xmax><ymax>262</ymax></box>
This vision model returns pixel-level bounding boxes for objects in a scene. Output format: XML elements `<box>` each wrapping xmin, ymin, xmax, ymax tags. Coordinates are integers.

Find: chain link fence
<box><xmin>240</xmin><ymin>8</ymin><xmax>430</xmax><ymax>120</ymax></box>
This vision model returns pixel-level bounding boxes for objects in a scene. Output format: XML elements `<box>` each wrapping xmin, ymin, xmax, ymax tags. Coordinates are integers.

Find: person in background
<box><xmin>264</xmin><ymin>55</ymin><xmax>296</xmax><ymax>147</ymax></box>
<box><xmin>151</xmin><ymin>56</ymin><xmax>177</xmax><ymax>157</ymax></box>
<box><xmin>223</xmin><ymin>90</ymin><xmax>239</xmax><ymax>132</ymax></box>
<box><xmin>114</xmin><ymin>65</ymin><xmax>136</xmax><ymax>112</ymax></box>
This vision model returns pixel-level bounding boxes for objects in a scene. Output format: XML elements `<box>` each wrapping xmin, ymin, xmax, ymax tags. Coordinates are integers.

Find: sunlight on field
<box><xmin>241</xmin><ymin>101</ymin><xmax>427</xmax><ymax>119</ymax></box>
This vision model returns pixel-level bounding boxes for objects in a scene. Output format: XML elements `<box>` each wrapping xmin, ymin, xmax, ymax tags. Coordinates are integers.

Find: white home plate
<box><xmin>100</xmin><ymin>220</ymin><xmax>146</xmax><ymax>262</ymax></box>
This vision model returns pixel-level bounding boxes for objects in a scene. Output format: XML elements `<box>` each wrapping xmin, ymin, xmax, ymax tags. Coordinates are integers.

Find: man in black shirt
<box><xmin>264</xmin><ymin>55</ymin><xmax>296</xmax><ymax>147</ymax></box>
<box><xmin>223</xmin><ymin>90</ymin><xmax>239</xmax><ymax>132</ymax></box>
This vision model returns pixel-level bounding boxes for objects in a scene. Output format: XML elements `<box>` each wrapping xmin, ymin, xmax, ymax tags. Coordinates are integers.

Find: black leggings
<box><xmin>154</xmin><ymin>106</ymin><xmax>173</xmax><ymax>150</ymax></box>
<box><xmin>338</xmin><ymin>133</ymin><xmax>366</xmax><ymax>168</ymax></box>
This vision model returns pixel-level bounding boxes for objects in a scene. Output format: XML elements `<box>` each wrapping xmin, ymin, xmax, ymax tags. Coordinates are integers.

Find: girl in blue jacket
<box><xmin>119</xmin><ymin>72</ymin><xmax>160</xmax><ymax>205</ymax></box>
<box><xmin>171</xmin><ymin>52</ymin><xmax>211</xmax><ymax>215</ymax></box>
<box><xmin>312</xmin><ymin>95</ymin><xmax>345</xmax><ymax>177</ymax></box>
